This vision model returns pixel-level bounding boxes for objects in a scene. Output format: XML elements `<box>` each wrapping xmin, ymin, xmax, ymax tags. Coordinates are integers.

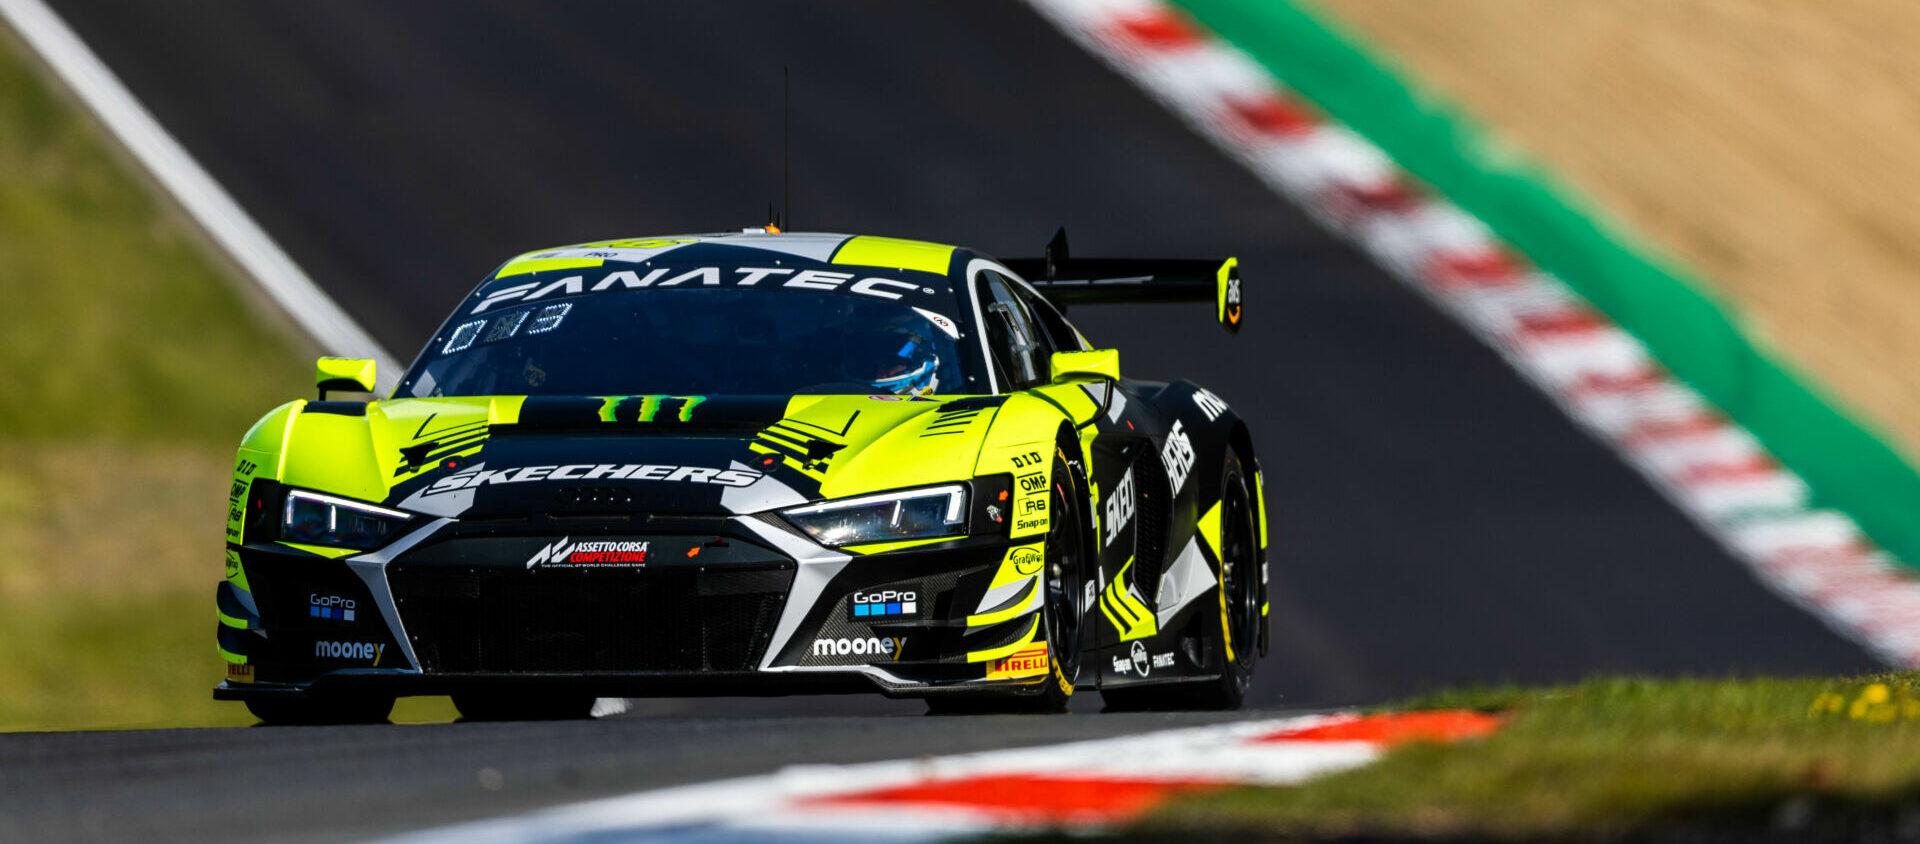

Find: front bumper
<box><xmin>216</xmin><ymin>510</ymin><xmax>1055</xmax><ymax>701</ymax></box>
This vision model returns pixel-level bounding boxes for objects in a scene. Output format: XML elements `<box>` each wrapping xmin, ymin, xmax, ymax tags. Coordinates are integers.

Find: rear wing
<box><xmin>1001</xmin><ymin>229</ymin><xmax>1242</xmax><ymax>333</ymax></box>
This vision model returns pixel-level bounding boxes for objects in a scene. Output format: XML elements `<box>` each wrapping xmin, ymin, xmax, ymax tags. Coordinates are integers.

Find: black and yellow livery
<box><xmin>215</xmin><ymin>230</ymin><xmax>1268</xmax><ymax>723</ymax></box>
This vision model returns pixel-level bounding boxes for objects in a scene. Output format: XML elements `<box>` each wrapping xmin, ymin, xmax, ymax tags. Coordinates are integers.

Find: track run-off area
<box><xmin>0</xmin><ymin>0</ymin><xmax>1895</xmax><ymax>840</ymax></box>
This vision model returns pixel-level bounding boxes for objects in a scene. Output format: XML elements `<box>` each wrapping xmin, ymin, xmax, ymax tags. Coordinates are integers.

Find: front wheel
<box><xmin>928</xmin><ymin>438</ymin><xmax>1090</xmax><ymax>715</ymax></box>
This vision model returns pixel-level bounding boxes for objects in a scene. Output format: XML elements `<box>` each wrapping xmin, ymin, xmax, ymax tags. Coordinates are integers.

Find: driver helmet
<box><xmin>844</xmin><ymin>317</ymin><xmax>941</xmax><ymax>396</ymax></box>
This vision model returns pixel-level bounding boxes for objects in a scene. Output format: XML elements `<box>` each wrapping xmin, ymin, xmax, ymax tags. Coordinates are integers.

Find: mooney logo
<box><xmin>425</xmin><ymin>463</ymin><xmax>761</xmax><ymax>495</ymax></box>
<box><xmin>315</xmin><ymin>640</ymin><xmax>383</xmax><ymax>663</ymax></box>
<box><xmin>813</xmin><ymin>636</ymin><xmax>905</xmax><ymax>660</ymax></box>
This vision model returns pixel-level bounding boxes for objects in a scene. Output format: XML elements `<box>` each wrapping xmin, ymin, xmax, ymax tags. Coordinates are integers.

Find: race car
<box><xmin>215</xmin><ymin>229</ymin><xmax>1268</xmax><ymax>723</ymax></box>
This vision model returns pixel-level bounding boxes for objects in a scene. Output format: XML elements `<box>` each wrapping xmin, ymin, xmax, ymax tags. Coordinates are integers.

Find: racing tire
<box><xmin>453</xmin><ymin>692</ymin><xmax>598</xmax><ymax>722</ymax></box>
<box><xmin>928</xmin><ymin>436</ymin><xmax>1090</xmax><ymax>715</ymax></box>
<box><xmin>246</xmin><ymin>692</ymin><xmax>394</xmax><ymax>726</ymax></box>
<box><xmin>1102</xmin><ymin>450</ymin><xmax>1260</xmax><ymax>712</ymax></box>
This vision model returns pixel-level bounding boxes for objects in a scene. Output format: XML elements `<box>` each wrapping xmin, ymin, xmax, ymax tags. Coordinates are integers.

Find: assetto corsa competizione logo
<box><xmin>525</xmin><ymin>537</ymin><xmax>650</xmax><ymax>569</ymax></box>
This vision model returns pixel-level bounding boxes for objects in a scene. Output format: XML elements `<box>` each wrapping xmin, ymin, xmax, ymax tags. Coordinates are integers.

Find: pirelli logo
<box><xmin>987</xmin><ymin>643</ymin><xmax>1050</xmax><ymax>680</ymax></box>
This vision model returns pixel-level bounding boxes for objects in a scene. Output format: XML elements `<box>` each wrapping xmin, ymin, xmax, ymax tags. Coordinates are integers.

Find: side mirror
<box><xmin>1049</xmin><ymin>349</ymin><xmax>1119</xmax><ymax>383</ymax></box>
<box><xmin>315</xmin><ymin>357</ymin><xmax>376</xmax><ymax>401</ymax></box>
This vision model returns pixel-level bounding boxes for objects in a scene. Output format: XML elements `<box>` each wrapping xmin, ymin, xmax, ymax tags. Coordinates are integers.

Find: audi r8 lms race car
<box><xmin>215</xmin><ymin>229</ymin><xmax>1268</xmax><ymax>723</ymax></box>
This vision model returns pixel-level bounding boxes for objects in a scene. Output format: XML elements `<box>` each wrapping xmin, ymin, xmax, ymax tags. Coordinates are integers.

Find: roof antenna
<box><xmin>782</xmin><ymin>65</ymin><xmax>791</xmax><ymax>231</ymax></box>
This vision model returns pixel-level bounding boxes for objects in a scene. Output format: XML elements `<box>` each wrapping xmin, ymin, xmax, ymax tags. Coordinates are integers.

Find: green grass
<box><xmin>0</xmin><ymin>26</ymin><xmax>325</xmax><ymax>729</ymax></box>
<box><xmin>1144</xmin><ymin>674</ymin><xmax>1920</xmax><ymax>839</ymax></box>
<box><xmin>0</xmin><ymin>29</ymin><xmax>309</xmax><ymax>443</ymax></box>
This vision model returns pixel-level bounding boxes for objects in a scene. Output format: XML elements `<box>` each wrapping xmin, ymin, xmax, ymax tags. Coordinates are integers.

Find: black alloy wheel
<box><xmin>927</xmin><ymin>437</ymin><xmax>1089</xmax><ymax>715</ymax></box>
<box><xmin>1103</xmin><ymin>450</ymin><xmax>1260</xmax><ymax>711</ymax></box>
<box><xmin>1210</xmin><ymin>451</ymin><xmax>1260</xmax><ymax>707</ymax></box>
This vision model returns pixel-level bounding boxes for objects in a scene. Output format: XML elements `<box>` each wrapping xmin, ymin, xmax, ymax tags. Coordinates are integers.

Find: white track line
<box><xmin>374</xmin><ymin>714</ymin><xmax>1389</xmax><ymax>844</ymax></box>
<box><xmin>0</xmin><ymin>0</ymin><xmax>399</xmax><ymax>390</ymax></box>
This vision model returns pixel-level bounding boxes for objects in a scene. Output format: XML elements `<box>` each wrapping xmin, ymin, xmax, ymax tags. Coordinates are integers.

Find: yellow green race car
<box><xmin>214</xmin><ymin>229</ymin><xmax>1268</xmax><ymax>723</ymax></box>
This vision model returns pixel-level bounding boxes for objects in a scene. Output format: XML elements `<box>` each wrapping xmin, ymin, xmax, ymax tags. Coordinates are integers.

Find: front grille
<box><xmin>388</xmin><ymin>564</ymin><xmax>792</xmax><ymax>673</ymax></box>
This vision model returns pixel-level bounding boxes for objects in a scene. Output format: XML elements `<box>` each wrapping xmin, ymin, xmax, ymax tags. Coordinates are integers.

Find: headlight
<box><xmin>781</xmin><ymin>484</ymin><xmax>968</xmax><ymax>547</ymax></box>
<box><xmin>281</xmin><ymin>490</ymin><xmax>412</xmax><ymax>550</ymax></box>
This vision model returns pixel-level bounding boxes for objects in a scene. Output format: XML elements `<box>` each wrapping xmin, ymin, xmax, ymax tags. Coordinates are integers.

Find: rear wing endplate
<box><xmin>1001</xmin><ymin>229</ymin><xmax>1242</xmax><ymax>333</ymax></box>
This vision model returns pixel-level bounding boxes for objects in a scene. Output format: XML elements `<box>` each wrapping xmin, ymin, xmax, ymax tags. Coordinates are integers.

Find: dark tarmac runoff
<box><xmin>2</xmin><ymin>0</ymin><xmax>1885</xmax><ymax>840</ymax></box>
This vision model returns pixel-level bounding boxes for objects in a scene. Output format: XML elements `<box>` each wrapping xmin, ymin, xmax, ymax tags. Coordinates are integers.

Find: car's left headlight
<box><xmin>781</xmin><ymin>484</ymin><xmax>968</xmax><ymax>547</ymax></box>
<box><xmin>281</xmin><ymin>489</ymin><xmax>413</xmax><ymax>550</ymax></box>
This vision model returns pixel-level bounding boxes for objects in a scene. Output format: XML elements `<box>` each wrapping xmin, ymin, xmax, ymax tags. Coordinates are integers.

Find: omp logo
<box><xmin>1015</xmin><ymin>471</ymin><xmax>1047</xmax><ymax>494</ymax></box>
<box><xmin>426</xmin><ymin>464</ymin><xmax>761</xmax><ymax>496</ymax></box>
<box><xmin>1161</xmin><ymin>420</ymin><xmax>1196</xmax><ymax>495</ymax></box>
<box><xmin>473</xmin><ymin>266</ymin><xmax>926</xmax><ymax>314</ymax></box>
<box><xmin>1103</xmin><ymin>468</ymin><xmax>1135</xmax><ymax>547</ymax></box>
<box><xmin>851</xmin><ymin>590</ymin><xmax>918</xmax><ymax>618</ymax></box>
<box><xmin>1192</xmin><ymin>388</ymin><xmax>1228</xmax><ymax>421</ymax></box>
<box><xmin>315</xmin><ymin>641</ymin><xmax>383</xmax><ymax>663</ymax></box>
<box><xmin>813</xmin><ymin>636</ymin><xmax>905</xmax><ymax>660</ymax></box>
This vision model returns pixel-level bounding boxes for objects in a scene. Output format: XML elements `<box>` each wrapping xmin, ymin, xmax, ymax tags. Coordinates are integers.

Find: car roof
<box><xmin>486</xmin><ymin>231</ymin><xmax>970</xmax><ymax>285</ymax></box>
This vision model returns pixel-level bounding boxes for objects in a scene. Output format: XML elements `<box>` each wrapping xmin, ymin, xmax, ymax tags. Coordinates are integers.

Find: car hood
<box><xmin>241</xmin><ymin>394</ymin><xmax>1008</xmax><ymax>519</ymax></box>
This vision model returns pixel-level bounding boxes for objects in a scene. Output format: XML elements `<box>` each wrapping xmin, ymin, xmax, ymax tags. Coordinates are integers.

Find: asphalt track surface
<box><xmin>10</xmin><ymin>0</ymin><xmax>1886</xmax><ymax>840</ymax></box>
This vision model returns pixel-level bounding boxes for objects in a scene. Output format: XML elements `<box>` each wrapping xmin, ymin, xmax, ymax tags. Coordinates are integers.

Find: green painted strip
<box><xmin>1173</xmin><ymin>0</ymin><xmax>1920</xmax><ymax>571</ymax></box>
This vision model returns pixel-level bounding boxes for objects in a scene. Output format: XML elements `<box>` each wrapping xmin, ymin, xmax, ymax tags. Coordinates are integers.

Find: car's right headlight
<box><xmin>780</xmin><ymin>484</ymin><xmax>968</xmax><ymax>547</ymax></box>
<box><xmin>281</xmin><ymin>489</ymin><xmax>413</xmax><ymax>550</ymax></box>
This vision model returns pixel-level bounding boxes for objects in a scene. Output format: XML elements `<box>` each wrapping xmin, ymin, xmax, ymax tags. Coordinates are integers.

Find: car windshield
<box><xmin>398</xmin><ymin>287</ymin><xmax>978</xmax><ymax>398</ymax></box>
